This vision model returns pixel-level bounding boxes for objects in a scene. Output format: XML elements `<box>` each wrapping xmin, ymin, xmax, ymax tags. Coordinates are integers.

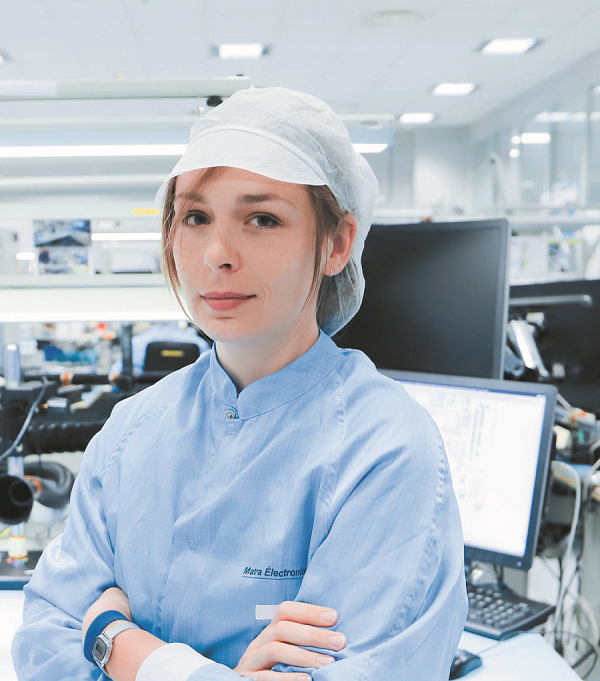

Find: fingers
<box><xmin>272</xmin><ymin>601</ymin><xmax>338</xmax><ymax>628</ymax></box>
<box><xmin>252</xmin><ymin>640</ymin><xmax>337</xmax><ymax>671</ymax></box>
<box><xmin>266</xmin><ymin>620</ymin><xmax>347</xmax><ymax>653</ymax></box>
<box><xmin>234</xmin><ymin>601</ymin><xmax>347</xmax><ymax>678</ymax></box>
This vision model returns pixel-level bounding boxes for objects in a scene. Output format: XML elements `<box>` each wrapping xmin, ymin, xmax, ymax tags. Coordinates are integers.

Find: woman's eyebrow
<box><xmin>174</xmin><ymin>192</ymin><xmax>205</xmax><ymax>204</ymax></box>
<box><xmin>238</xmin><ymin>193</ymin><xmax>295</xmax><ymax>207</ymax></box>
<box><xmin>173</xmin><ymin>192</ymin><xmax>294</xmax><ymax>207</ymax></box>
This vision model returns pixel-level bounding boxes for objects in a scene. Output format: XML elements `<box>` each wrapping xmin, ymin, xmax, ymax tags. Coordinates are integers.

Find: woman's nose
<box><xmin>203</xmin><ymin>224</ymin><xmax>240</xmax><ymax>272</ymax></box>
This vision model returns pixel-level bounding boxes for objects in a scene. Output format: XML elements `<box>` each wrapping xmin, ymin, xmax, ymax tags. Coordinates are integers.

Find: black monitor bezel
<box><xmin>338</xmin><ymin>218</ymin><xmax>511</xmax><ymax>379</ymax></box>
<box><xmin>379</xmin><ymin>369</ymin><xmax>557</xmax><ymax>570</ymax></box>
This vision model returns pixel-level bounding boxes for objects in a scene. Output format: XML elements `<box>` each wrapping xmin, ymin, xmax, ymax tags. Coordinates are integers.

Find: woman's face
<box><xmin>172</xmin><ymin>167</ymin><xmax>323</xmax><ymax>346</ymax></box>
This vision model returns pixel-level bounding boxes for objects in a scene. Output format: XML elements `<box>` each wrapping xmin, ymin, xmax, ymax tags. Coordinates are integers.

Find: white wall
<box><xmin>412</xmin><ymin>128</ymin><xmax>470</xmax><ymax>214</ymax></box>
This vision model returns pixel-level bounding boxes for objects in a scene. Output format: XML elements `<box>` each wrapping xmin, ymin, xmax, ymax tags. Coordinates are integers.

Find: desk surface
<box><xmin>0</xmin><ymin>592</ymin><xmax>580</xmax><ymax>681</ymax></box>
<box><xmin>459</xmin><ymin>631</ymin><xmax>579</xmax><ymax>680</ymax></box>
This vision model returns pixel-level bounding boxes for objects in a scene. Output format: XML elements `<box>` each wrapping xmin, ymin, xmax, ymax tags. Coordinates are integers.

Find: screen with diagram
<box><xmin>400</xmin><ymin>380</ymin><xmax>547</xmax><ymax>560</ymax></box>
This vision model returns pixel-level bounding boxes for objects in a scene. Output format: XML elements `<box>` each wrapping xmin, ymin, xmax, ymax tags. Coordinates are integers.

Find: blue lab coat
<box><xmin>12</xmin><ymin>329</ymin><xmax>467</xmax><ymax>679</ymax></box>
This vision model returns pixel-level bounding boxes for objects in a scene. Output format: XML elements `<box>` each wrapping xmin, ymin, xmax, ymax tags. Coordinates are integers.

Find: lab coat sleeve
<box><xmin>11</xmin><ymin>426</ymin><xmax>115</xmax><ymax>680</ymax></box>
<box><xmin>271</xmin><ymin>406</ymin><xmax>469</xmax><ymax>680</ymax></box>
<box><xmin>187</xmin><ymin>405</ymin><xmax>468</xmax><ymax>681</ymax></box>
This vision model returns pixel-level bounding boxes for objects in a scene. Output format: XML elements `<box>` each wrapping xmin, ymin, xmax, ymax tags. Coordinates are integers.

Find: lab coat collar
<box><xmin>209</xmin><ymin>329</ymin><xmax>342</xmax><ymax>419</ymax></box>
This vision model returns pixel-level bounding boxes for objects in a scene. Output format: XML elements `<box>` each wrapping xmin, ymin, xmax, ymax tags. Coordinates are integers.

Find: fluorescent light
<box><xmin>481</xmin><ymin>39</ymin><xmax>536</xmax><ymax>55</ymax></box>
<box><xmin>217</xmin><ymin>44</ymin><xmax>266</xmax><ymax>59</ymax></box>
<box><xmin>569</xmin><ymin>112</ymin><xmax>587</xmax><ymax>122</ymax></box>
<box><xmin>520</xmin><ymin>132</ymin><xmax>551</xmax><ymax>144</ymax></box>
<box><xmin>534</xmin><ymin>111</ymin><xmax>569</xmax><ymax>123</ymax></box>
<box><xmin>16</xmin><ymin>252</ymin><xmax>35</xmax><ymax>261</ymax></box>
<box><xmin>509</xmin><ymin>149</ymin><xmax>520</xmax><ymax>158</ymax></box>
<box><xmin>352</xmin><ymin>143</ymin><xmax>388</xmax><ymax>154</ymax></box>
<box><xmin>399</xmin><ymin>113</ymin><xmax>435</xmax><ymax>124</ymax></box>
<box><xmin>511</xmin><ymin>135</ymin><xmax>521</xmax><ymax>144</ymax></box>
<box><xmin>0</xmin><ymin>144</ymin><xmax>187</xmax><ymax>159</ymax></box>
<box><xmin>432</xmin><ymin>83</ymin><xmax>476</xmax><ymax>96</ymax></box>
<box><xmin>0</xmin><ymin>308</ymin><xmax>181</xmax><ymax>323</ymax></box>
<box><xmin>91</xmin><ymin>232</ymin><xmax>161</xmax><ymax>242</ymax></box>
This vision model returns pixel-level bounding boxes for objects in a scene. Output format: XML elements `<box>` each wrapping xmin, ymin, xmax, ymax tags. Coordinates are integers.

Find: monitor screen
<box><xmin>381</xmin><ymin>370</ymin><xmax>557</xmax><ymax>570</ymax></box>
<box><xmin>333</xmin><ymin>219</ymin><xmax>510</xmax><ymax>379</ymax></box>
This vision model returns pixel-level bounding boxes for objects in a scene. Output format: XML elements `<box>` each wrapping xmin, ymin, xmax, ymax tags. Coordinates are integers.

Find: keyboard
<box><xmin>465</xmin><ymin>584</ymin><xmax>555</xmax><ymax>639</ymax></box>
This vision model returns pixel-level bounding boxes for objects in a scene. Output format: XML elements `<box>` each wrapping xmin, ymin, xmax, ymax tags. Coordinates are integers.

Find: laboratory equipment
<box><xmin>509</xmin><ymin>278</ymin><xmax>600</xmax><ymax>412</ymax></box>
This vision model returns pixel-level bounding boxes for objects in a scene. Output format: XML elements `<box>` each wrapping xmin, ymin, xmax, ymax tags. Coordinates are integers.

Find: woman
<box><xmin>12</xmin><ymin>87</ymin><xmax>467</xmax><ymax>681</ymax></box>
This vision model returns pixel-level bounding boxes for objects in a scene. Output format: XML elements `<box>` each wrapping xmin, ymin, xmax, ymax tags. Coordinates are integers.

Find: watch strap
<box><xmin>103</xmin><ymin>619</ymin><xmax>140</xmax><ymax>642</ymax></box>
<box><xmin>95</xmin><ymin>620</ymin><xmax>141</xmax><ymax>679</ymax></box>
<box><xmin>83</xmin><ymin>609</ymin><xmax>129</xmax><ymax>663</ymax></box>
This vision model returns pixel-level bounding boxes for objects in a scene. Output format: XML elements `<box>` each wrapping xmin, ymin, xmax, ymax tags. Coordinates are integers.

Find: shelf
<box><xmin>0</xmin><ymin>274</ymin><xmax>186</xmax><ymax>323</ymax></box>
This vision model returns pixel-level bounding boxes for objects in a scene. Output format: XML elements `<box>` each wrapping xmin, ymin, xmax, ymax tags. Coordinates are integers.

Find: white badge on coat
<box><xmin>255</xmin><ymin>604</ymin><xmax>280</xmax><ymax>621</ymax></box>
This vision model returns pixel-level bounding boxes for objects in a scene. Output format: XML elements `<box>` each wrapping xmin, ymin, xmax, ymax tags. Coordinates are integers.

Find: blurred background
<box><xmin>3</xmin><ymin>2</ymin><xmax>600</xmax><ymax>679</ymax></box>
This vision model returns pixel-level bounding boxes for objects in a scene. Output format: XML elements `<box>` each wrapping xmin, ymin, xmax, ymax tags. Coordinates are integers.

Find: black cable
<box><xmin>0</xmin><ymin>378</ymin><xmax>48</xmax><ymax>463</ymax></box>
<box><xmin>0</xmin><ymin>460</ymin><xmax>75</xmax><ymax>509</ymax></box>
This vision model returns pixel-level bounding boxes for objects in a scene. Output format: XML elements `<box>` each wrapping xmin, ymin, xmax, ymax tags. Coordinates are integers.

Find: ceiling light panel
<box><xmin>481</xmin><ymin>39</ymin><xmax>537</xmax><ymax>55</ymax></box>
<box><xmin>0</xmin><ymin>144</ymin><xmax>187</xmax><ymax>158</ymax></box>
<box><xmin>215</xmin><ymin>44</ymin><xmax>267</xmax><ymax>59</ymax></box>
<box><xmin>569</xmin><ymin>112</ymin><xmax>587</xmax><ymax>122</ymax></box>
<box><xmin>520</xmin><ymin>132</ymin><xmax>551</xmax><ymax>144</ymax></box>
<box><xmin>534</xmin><ymin>112</ymin><xmax>570</xmax><ymax>123</ymax></box>
<box><xmin>399</xmin><ymin>113</ymin><xmax>435</xmax><ymax>124</ymax></box>
<box><xmin>352</xmin><ymin>143</ymin><xmax>388</xmax><ymax>154</ymax></box>
<box><xmin>432</xmin><ymin>83</ymin><xmax>476</xmax><ymax>96</ymax></box>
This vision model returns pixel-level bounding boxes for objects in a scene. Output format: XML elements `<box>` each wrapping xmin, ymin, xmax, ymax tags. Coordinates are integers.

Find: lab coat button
<box><xmin>225</xmin><ymin>410</ymin><xmax>237</xmax><ymax>419</ymax></box>
<box><xmin>227</xmin><ymin>424</ymin><xmax>235</xmax><ymax>434</ymax></box>
<box><xmin>187</xmin><ymin>540</ymin><xmax>196</xmax><ymax>550</ymax></box>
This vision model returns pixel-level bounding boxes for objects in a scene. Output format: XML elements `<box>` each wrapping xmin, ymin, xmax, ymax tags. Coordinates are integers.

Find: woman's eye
<box><xmin>183</xmin><ymin>213</ymin><xmax>208</xmax><ymax>226</ymax></box>
<box><xmin>251</xmin><ymin>214</ymin><xmax>280</xmax><ymax>228</ymax></box>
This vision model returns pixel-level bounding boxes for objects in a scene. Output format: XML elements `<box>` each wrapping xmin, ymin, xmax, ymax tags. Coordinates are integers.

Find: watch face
<box><xmin>93</xmin><ymin>638</ymin><xmax>107</xmax><ymax>660</ymax></box>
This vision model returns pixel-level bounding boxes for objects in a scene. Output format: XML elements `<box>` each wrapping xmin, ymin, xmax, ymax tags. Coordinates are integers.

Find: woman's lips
<box><xmin>202</xmin><ymin>295</ymin><xmax>255</xmax><ymax>311</ymax></box>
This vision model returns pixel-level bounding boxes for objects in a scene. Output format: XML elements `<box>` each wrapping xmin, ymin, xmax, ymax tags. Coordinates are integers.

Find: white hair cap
<box><xmin>156</xmin><ymin>86</ymin><xmax>379</xmax><ymax>337</ymax></box>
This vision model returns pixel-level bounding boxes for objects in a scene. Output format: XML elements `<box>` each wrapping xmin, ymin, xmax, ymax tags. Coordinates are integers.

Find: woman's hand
<box><xmin>81</xmin><ymin>586</ymin><xmax>132</xmax><ymax>642</ymax></box>
<box><xmin>234</xmin><ymin>601</ymin><xmax>347</xmax><ymax>680</ymax></box>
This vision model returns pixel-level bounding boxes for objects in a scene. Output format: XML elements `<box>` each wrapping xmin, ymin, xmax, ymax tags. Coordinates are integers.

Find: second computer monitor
<box><xmin>333</xmin><ymin>219</ymin><xmax>510</xmax><ymax>379</ymax></box>
<box><xmin>382</xmin><ymin>370</ymin><xmax>557</xmax><ymax>570</ymax></box>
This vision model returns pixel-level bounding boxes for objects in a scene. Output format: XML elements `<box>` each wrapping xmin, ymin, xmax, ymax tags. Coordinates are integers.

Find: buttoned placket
<box><xmin>225</xmin><ymin>408</ymin><xmax>238</xmax><ymax>434</ymax></box>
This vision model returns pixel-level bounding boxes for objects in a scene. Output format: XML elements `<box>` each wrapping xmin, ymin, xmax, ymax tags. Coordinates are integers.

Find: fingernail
<box><xmin>317</xmin><ymin>655</ymin><xmax>334</xmax><ymax>666</ymax></box>
<box><xmin>329</xmin><ymin>634</ymin><xmax>346</xmax><ymax>648</ymax></box>
<box><xmin>321</xmin><ymin>610</ymin><xmax>337</xmax><ymax>623</ymax></box>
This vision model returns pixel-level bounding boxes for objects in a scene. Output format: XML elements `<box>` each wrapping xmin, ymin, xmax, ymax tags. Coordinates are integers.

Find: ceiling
<box><xmin>1</xmin><ymin>0</ymin><xmax>600</xmax><ymax>126</ymax></box>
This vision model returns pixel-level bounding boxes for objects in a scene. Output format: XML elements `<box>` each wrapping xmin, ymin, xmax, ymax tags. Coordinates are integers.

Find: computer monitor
<box><xmin>333</xmin><ymin>219</ymin><xmax>510</xmax><ymax>379</ymax></box>
<box><xmin>510</xmin><ymin>278</ymin><xmax>600</xmax><ymax>412</ymax></box>
<box><xmin>381</xmin><ymin>370</ymin><xmax>557</xmax><ymax>570</ymax></box>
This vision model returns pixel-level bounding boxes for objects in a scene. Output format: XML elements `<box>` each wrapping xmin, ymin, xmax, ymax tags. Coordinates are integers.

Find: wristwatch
<box><xmin>92</xmin><ymin>619</ymin><xmax>140</xmax><ymax>679</ymax></box>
